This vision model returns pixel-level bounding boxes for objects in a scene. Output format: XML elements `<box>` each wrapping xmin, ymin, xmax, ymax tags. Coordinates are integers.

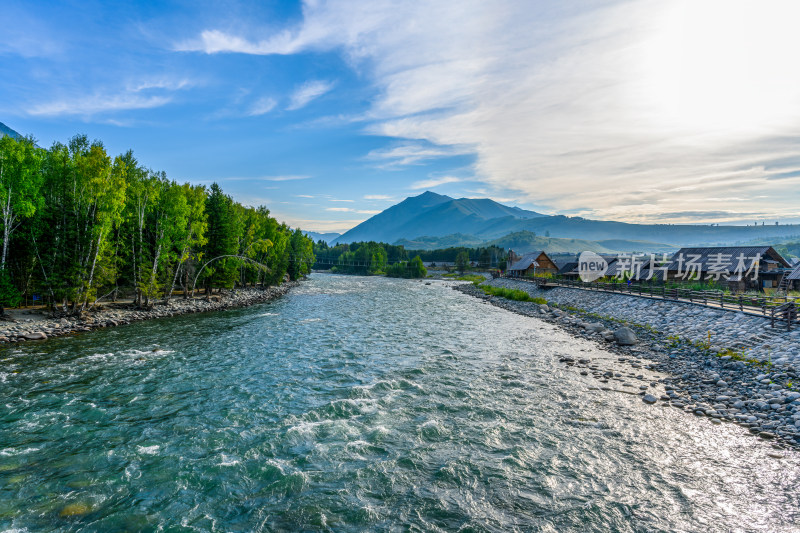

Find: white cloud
<box><xmin>364</xmin><ymin>194</ymin><xmax>393</xmax><ymax>200</ymax></box>
<box><xmin>181</xmin><ymin>0</ymin><xmax>800</xmax><ymax>223</ymax></box>
<box><xmin>329</xmin><ymin>199</ymin><xmax>354</xmax><ymax>203</ymax></box>
<box><xmin>264</xmin><ymin>175</ymin><xmax>311</xmax><ymax>181</ymax></box>
<box><xmin>28</xmin><ymin>94</ymin><xmax>171</xmax><ymax>116</ymax></box>
<box><xmin>129</xmin><ymin>78</ymin><xmax>193</xmax><ymax>92</ymax></box>
<box><xmin>325</xmin><ymin>207</ymin><xmax>353</xmax><ymax>212</ymax></box>
<box><xmin>175</xmin><ymin>29</ymin><xmax>306</xmax><ymax>55</ymax></box>
<box><xmin>287</xmin><ymin>80</ymin><xmax>335</xmax><ymax>110</ymax></box>
<box><xmin>248</xmin><ymin>96</ymin><xmax>277</xmax><ymax>116</ymax></box>
<box><xmin>295</xmin><ymin>194</ymin><xmax>315</xmax><ymax>198</ymax></box>
<box><xmin>410</xmin><ymin>176</ymin><xmax>461</xmax><ymax>190</ymax></box>
<box><xmin>365</xmin><ymin>141</ymin><xmax>471</xmax><ymax>169</ymax></box>
<box><xmin>28</xmin><ymin>75</ymin><xmax>194</xmax><ymax>117</ymax></box>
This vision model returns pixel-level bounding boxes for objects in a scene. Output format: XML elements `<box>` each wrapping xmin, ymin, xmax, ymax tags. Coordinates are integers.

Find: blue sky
<box><xmin>3</xmin><ymin>0</ymin><xmax>800</xmax><ymax>232</ymax></box>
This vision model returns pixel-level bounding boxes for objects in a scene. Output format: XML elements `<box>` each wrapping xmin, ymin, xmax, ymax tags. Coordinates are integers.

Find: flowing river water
<box><xmin>1</xmin><ymin>274</ymin><xmax>798</xmax><ymax>532</ymax></box>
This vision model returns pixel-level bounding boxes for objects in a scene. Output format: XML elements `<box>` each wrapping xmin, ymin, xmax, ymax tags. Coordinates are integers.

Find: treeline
<box><xmin>408</xmin><ymin>245</ymin><xmax>507</xmax><ymax>269</ymax></box>
<box><xmin>0</xmin><ymin>135</ymin><xmax>314</xmax><ymax>315</ymax></box>
<box><xmin>312</xmin><ymin>241</ymin><xmax>426</xmax><ymax>278</ymax></box>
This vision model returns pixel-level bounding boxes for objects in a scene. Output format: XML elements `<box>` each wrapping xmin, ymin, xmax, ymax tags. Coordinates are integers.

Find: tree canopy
<box><xmin>0</xmin><ymin>134</ymin><xmax>315</xmax><ymax>315</ymax></box>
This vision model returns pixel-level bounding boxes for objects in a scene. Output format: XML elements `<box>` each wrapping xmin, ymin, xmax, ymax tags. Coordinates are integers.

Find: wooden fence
<box><xmin>518</xmin><ymin>276</ymin><xmax>799</xmax><ymax>331</ymax></box>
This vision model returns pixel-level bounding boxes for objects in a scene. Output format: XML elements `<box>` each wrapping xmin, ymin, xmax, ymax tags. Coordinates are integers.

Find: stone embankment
<box><xmin>489</xmin><ymin>278</ymin><xmax>800</xmax><ymax>366</ymax></box>
<box><xmin>456</xmin><ymin>279</ymin><xmax>800</xmax><ymax>450</ymax></box>
<box><xmin>0</xmin><ymin>283</ymin><xmax>297</xmax><ymax>345</ymax></box>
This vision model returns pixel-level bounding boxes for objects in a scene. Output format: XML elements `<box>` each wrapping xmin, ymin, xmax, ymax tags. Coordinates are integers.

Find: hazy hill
<box><xmin>399</xmin><ymin>230</ymin><xmax>678</xmax><ymax>254</ymax></box>
<box><xmin>395</xmin><ymin>233</ymin><xmax>484</xmax><ymax>249</ymax></box>
<box><xmin>485</xmin><ymin>231</ymin><xmax>677</xmax><ymax>254</ymax></box>
<box><xmin>304</xmin><ymin>231</ymin><xmax>341</xmax><ymax>244</ymax></box>
<box><xmin>476</xmin><ymin>215</ymin><xmax>800</xmax><ymax>245</ymax></box>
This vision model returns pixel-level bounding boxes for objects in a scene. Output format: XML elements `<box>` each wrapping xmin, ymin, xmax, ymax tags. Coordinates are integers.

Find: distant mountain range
<box><xmin>333</xmin><ymin>191</ymin><xmax>800</xmax><ymax>251</ymax></box>
<box><xmin>0</xmin><ymin>121</ymin><xmax>24</xmax><ymax>140</ymax></box>
<box><xmin>304</xmin><ymin>231</ymin><xmax>341</xmax><ymax>244</ymax></box>
<box><xmin>396</xmin><ymin>230</ymin><xmax>677</xmax><ymax>254</ymax></box>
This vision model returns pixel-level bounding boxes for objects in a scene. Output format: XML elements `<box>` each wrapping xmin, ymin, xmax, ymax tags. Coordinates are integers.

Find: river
<box><xmin>1</xmin><ymin>274</ymin><xmax>798</xmax><ymax>531</ymax></box>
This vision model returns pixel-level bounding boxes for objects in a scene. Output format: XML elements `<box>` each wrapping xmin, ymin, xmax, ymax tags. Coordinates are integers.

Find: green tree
<box><xmin>0</xmin><ymin>268</ymin><xmax>21</xmax><ymax>316</ymax></box>
<box><xmin>409</xmin><ymin>255</ymin><xmax>427</xmax><ymax>278</ymax></box>
<box><xmin>478</xmin><ymin>248</ymin><xmax>491</xmax><ymax>269</ymax></box>
<box><xmin>0</xmin><ymin>135</ymin><xmax>42</xmax><ymax>271</ymax></box>
<box><xmin>455</xmin><ymin>251</ymin><xmax>470</xmax><ymax>274</ymax></box>
<box><xmin>202</xmin><ymin>183</ymin><xmax>241</xmax><ymax>291</ymax></box>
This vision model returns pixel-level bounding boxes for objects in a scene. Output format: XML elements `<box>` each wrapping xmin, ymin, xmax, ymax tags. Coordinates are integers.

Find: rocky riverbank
<box><xmin>0</xmin><ymin>283</ymin><xmax>298</xmax><ymax>345</ymax></box>
<box><xmin>455</xmin><ymin>281</ymin><xmax>800</xmax><ymax>450</ymax></box>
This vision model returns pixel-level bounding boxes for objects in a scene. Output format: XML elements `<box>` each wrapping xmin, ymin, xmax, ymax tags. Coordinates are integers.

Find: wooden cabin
<box><xmin>786</xmin><ymin>263</ymin><xmax>800</xmax><ymax>291</ymax></box>
<box><xmin>663</xmin><ymin>246</ymin><xmax>791</xmax><ymax>291</ymax></box>
<box><xmin>507</xmin><ymin>250</ymin><xmax>558</xmax><ymax>278</ymax></box>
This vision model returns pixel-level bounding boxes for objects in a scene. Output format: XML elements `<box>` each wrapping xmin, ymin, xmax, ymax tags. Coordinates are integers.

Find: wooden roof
<box><xmin>557</xmin><ymin>261</ymin><xmax>579</xmax><ymax>275</ymax></box>
<box><xmin>664</xmin><ymin>247</ymin><xmax>791</xmax><ymax>272</ymax></box>
<box><xmin>787</xmin><ymin>263</ymin><xmax>800</xmax><ymax>280</ymax></box>
<box><xmin>508</xmin><ymin>253</ymin><xmax>539</xmax><ymax>272</ymax></box>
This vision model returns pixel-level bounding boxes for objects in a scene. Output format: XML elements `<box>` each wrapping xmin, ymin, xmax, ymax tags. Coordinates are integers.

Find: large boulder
<box><xmin>23</xmin><ymin>331</ymin><xmax>47</xmax><ymax>341</ymax></box>
<box><xmin>614</xmin><ymin>327</ymin><xmax>638</xmax><ymax>346</ymax></box>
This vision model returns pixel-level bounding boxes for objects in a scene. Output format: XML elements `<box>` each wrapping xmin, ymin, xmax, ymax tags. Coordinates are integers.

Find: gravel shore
<box><xmin>456</xmin><ymin>280</ymin><xmax>800</xmax><ymax>450</ymax></box>
<box><xmin>0</xmin><ymin>283</ymin><xmax>298</xmax><ymax>345</ymax></box>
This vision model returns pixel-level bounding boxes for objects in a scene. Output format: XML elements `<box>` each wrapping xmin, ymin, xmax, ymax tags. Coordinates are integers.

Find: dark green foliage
<box><xmin>202</xmin><ymin>183</ymin><xmax>242</xmax><ymax>290</ymax></box>
<box><xmin>385</xmin><ymin>255</ymin><xmax>427</xmax><ymax>279</ymax></box>
<box><xmin>406</xmin><ymin>245</ymin><xmax>506</xmax><ymax>266</ymax></box>
<box><xmin>0</xmin><ymin>269</ymin><xmax>21</xmax><ymax>314</ymax></box>
<box><xmin>455</xmin><ymin>251</ymin><xmax>470</xmax><ymax>274</ymax></box>
<box><xmin>481</xmin><ymin>285</ymin><xmax>547</xmax><ymax>304</ymax></box>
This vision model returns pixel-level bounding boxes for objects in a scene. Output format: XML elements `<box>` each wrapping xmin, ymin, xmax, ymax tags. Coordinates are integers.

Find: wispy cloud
<box><xmin>295</xmin><ymin>194</ymin><xmax>315</xmax><ymax>198</ymax></box>
<box><xmin>248</xmin><ymin>96</ymin><xmax>277</xmax><ymax>116</ymax></box>
<box><xmin>129</xmin><ymin>78</ymin><xmax>193</xmax><ymax>92</ymax></box>
<box><xmin>175</xmin><ymin>29</ymin><xmax>307</xmax><ymax>56</ymax></box>
<box><xmin>365</xmin><ymin>141</ymin><xmax>471</xmax><ymax>169</ymax></box>
<box><xmin>410</xmin><ymin>176</ymin><xmax>461</xmax><ymax>190</ymax></box>
<box><xmin>264</xmin><ymin>175</ymin><xmax>311</xmax><ymax>182</ymax></box>
<box><xmin>325</xmin><ymin>207</ymin><xmax>353</xmax><ymax>212</ymax></box>
<box><xmin>28</xmin><ymin>75</ymin><xmax>194</xmax><ymax>117</ymax></box>
<box><xmin>287</xmin><ymin>80</ymin><xmax>335</xmax><ymax>110</ymax></box>
<box><xmin>364</xmin><ymin>194</ymin><xmax>393</xmax><ymax>200</ymax></box>
<box><xmin>28</xmin><ymin>94</ymin><xmax>171</xmax><ymax>116</ymax></box>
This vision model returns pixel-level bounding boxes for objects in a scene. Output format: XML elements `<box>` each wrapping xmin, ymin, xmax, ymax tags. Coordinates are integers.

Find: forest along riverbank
<box><xmin>0</xmin><ymin>282</ymin><xmax>298</xmax><ymax>345</ymax></box>
<box><xmin>456</xmin><ymin>280</ymin><xmax>800</xmax><ymax>450</ymax></box>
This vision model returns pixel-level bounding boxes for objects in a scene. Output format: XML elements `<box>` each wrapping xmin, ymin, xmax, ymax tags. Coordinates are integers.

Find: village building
<box><xmin>507</xmin><ymin>250</ymin><xmax>559</xmax><ymax>277</ymax></box>
<box><xmin>556</xmin><ymin>258</ymin><xmax>580</xmax><ymax>279</ymax></box>
<box><xmin>785</xmin><ymin>263</ymin><xmax>800</xmax><ymax>291</ymax></box>
<box><xmin>663</xmin><ymin>246</ymin><xmax>791</xmax><ymax>291</ymax></box>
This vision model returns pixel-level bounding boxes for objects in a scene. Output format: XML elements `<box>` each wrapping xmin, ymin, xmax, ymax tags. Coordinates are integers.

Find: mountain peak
<box><xmin>333</xmin><ymin>192</ymin><xmax>543</xmax><ymax>244</ymax></box>
<box><xmin>417</xmin><ymin>190</ymin><xmax>447</xmax><ymax>199</ymax></box>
